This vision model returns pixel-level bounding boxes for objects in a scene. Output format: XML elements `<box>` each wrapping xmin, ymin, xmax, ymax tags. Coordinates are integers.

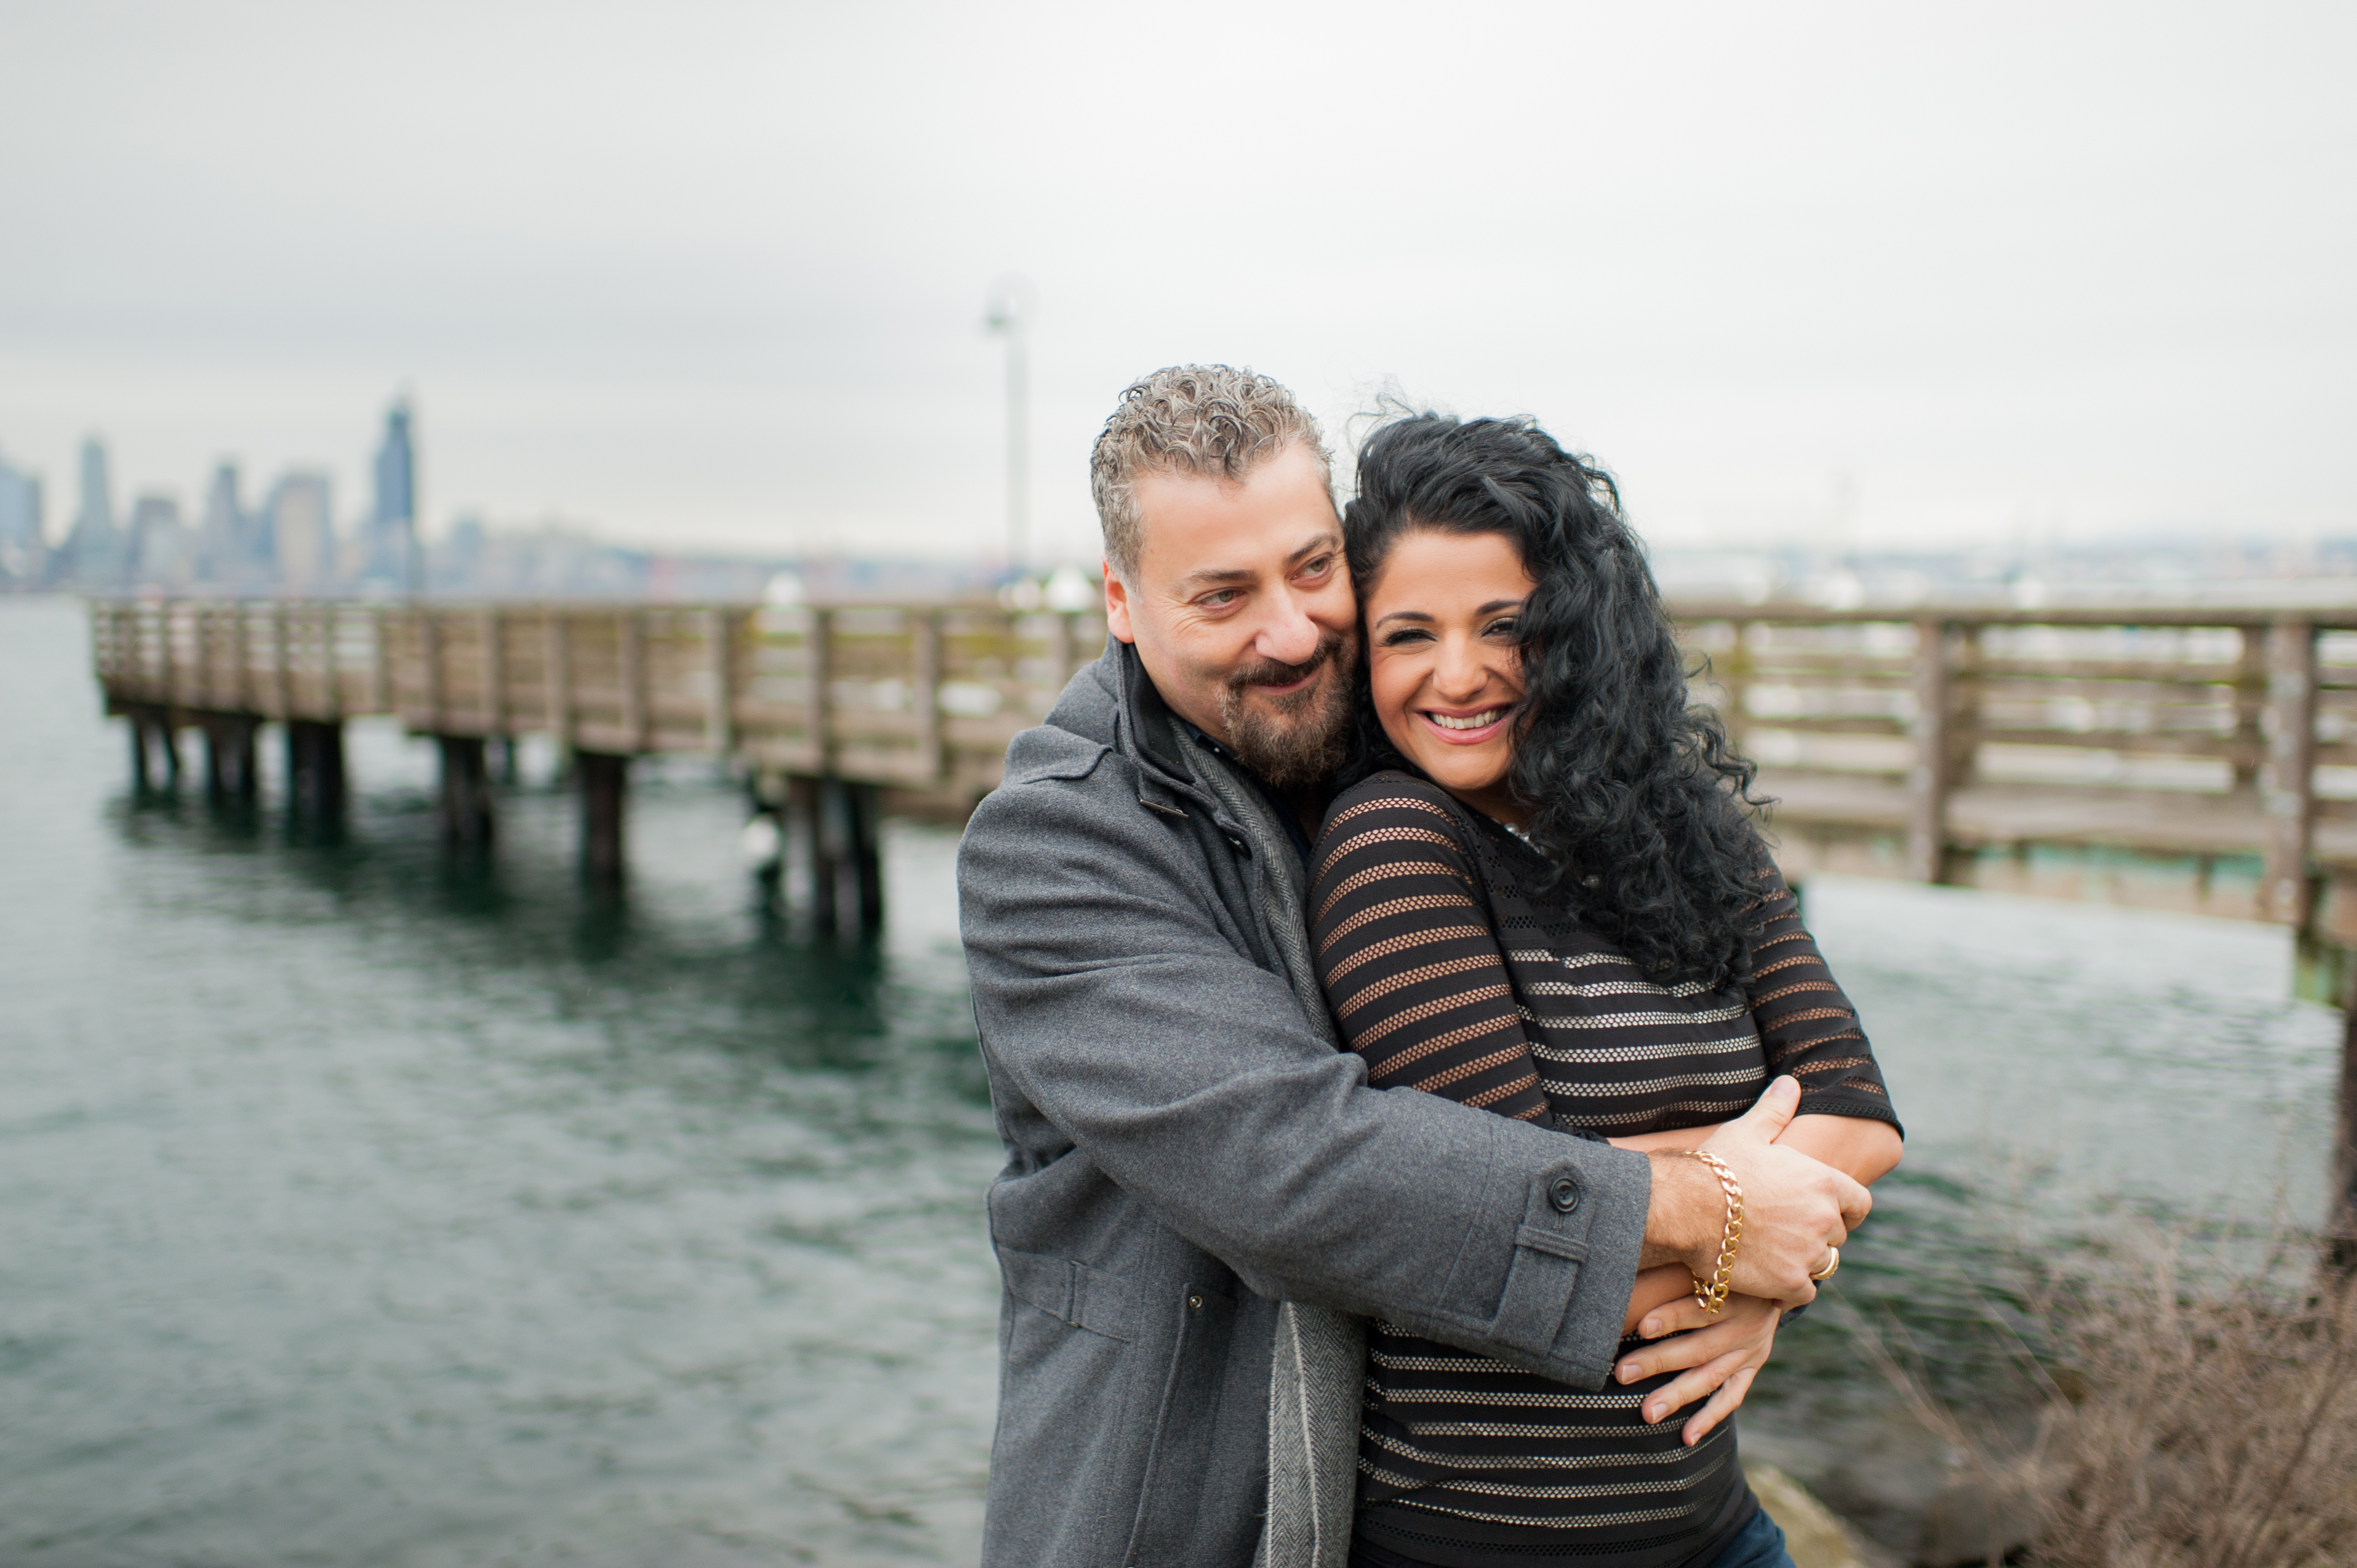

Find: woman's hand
<box><xmin>1613</xmin><ymin>1292</ymin><xmax>1781</xmax><ymax>1447</ymax></box>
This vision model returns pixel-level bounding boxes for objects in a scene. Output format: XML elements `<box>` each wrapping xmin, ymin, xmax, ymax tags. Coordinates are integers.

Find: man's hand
<box><xmin>1640</xmin><ymin>1076</ymin><xmax>1869</xmax><ymax>1304</ymax></box>
<box><xmin>1614</xmin><ymin>1292</ymin><xmax>1780</xmax><ymax>1446</ymax></box>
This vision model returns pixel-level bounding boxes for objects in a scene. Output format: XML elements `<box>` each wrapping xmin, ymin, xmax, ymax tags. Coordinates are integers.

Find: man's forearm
<box><xmin>1638</xmin><ymin>1150</ymin><xmax>1720</xmax><ymax>1275</ymax></box>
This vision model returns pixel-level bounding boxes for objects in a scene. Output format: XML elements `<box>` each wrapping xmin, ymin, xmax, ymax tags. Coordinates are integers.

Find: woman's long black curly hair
<box><xmin>1342</xmin><ymin>411</ymin><xmax>1769</xmax><ymax>991</ymax></box>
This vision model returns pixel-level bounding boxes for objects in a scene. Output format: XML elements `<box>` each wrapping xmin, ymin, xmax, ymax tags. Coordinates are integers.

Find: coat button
<box><xmin>1548</xmin><ymin>1175</ymin><xmax>1582</xmax><ymax>1214</ymax></box>
<box><xmin>1187</xmin><ymin>1293</ymin><xmax>1204</xmax><ymax>1311</ymax></box>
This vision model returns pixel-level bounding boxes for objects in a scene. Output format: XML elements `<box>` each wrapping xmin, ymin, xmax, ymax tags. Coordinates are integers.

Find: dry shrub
<box><xmin>1855</xmin><ymin>1232</ymin><xmax>2357</xmax><ymax>1568</ymax></box>
<box><xmin>2026</xmin><ymin>1245</ymin><xmax>2357</xmax><ymax>1568</ymax></box>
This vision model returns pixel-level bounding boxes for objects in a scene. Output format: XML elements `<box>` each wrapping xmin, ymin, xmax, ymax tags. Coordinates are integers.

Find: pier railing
<box><xmin>83</xmin><ymin>594</ymin><xmax>2357</xmax><ymax>952</ymax></box>
<box><xmin>91</xmin><ymin>598</ymin><xmax>1105</xmax><ymax>804</ymax></box>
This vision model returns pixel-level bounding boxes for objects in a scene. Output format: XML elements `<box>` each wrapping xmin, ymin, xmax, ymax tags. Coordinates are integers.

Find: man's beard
<box><xmin>1215</xmin><ymin>631</ymin><xmax>1356</xmax><ymax>790</ymax></box>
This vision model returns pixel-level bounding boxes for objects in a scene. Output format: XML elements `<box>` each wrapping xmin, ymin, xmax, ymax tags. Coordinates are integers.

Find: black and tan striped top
<box><xmin>1311</xmin><ymin>771</ymin><xmax>1896</xmax><ymax>1568</ymax></box>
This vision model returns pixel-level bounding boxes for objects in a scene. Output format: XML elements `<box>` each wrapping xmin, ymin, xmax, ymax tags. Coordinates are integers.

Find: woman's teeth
<box><xmin>1428</xmin><ymin>709</ymin><xmax>1502</xmax><ymax>731</ymax></box>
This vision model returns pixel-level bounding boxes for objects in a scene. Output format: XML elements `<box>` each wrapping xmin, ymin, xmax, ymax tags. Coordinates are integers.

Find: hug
<box><xmin>958</xmin><ymin>365</ymin><xmax>1904</xmax><ymax>1568</ymax></box>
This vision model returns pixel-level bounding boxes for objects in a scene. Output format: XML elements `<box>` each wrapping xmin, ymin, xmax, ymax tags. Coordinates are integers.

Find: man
<box><xmin>957</xmin><ymin>367</ymin><xmax>1867</xmax><ymax>1567</ymax></box>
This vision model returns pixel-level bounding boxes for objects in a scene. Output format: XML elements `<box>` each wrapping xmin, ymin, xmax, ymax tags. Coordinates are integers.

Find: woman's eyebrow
<box><xmin>1478</xmin><ymin>598</ymin><xmax>1527</xmax><ymax>614</ymax></box>
<box><xmin>1372</xmin><ymin>610</ymin><xmax>1434</xmax><ymax>627</ymax></box>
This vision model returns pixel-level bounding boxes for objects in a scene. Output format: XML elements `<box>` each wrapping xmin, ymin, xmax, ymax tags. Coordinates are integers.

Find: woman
<box><xmin>1310</xmin><ymin>414</ymin><xmax>1903</xmax><ymax>1568</ymax></box>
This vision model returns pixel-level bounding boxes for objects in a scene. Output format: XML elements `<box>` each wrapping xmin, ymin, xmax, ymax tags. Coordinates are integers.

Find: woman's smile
<box><xmin>1418</xmin><ymin>705</ymin><xmax>1510</xmax><ymax>740</ymax></box>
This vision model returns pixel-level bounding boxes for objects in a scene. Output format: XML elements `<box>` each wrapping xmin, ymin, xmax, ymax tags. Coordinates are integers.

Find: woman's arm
<box><xmin>1612</xmin><ymin>1113</ymin><xmax>1901</xmax><ymax>1186</ymax></box>
<box><xmin>1313</xmin><ymin>782</ymin><xmax>1666</xmax><ymax>1335</ymax></box>
<box><xmin>1308</xmin><ymin>785</ymin><xmax>1553</xmax><ymax>1120</ymax></box>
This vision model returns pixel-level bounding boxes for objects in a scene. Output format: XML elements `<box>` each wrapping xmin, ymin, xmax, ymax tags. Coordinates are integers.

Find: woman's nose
<box><xmin>1432</xmin><ymin>636</ymin><xmax>1490</xmax><ymax>697</ymax></box>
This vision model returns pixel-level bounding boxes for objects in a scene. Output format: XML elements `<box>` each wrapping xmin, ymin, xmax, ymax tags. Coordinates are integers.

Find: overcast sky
<box><xmin>2</xmin><ymin>1</ymin><xmax>2350</xmax><ymax>564</ymax></box>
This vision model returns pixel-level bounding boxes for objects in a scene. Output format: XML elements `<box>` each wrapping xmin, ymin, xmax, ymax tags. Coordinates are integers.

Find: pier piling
<box><xmin>286</xmin><ymin>720</ymin><xmax>346</xmax><ymax>823</ymax></box>
<box><xmin>578</xmin><ymin>751</ymin><xmax>629</xmax><ymax>886</ymax></box>
<box><xmin>436</xmin><ymin>736</ymin><xmax>493</xmax><ymax>853</ymax></box>
<box><xmin>128</xmin><ymin>709</ymin><xmax>179</xmax><ymax>793</ymax></box>
<box><xmin>203</xmin><ymin>715</ymin><xmax>259</xmax><ymax>802</ymax></box>
<box><xmin>848</xmin><ymin>781</ymin><xmax>884</xmax><ymax>932</ymax></box>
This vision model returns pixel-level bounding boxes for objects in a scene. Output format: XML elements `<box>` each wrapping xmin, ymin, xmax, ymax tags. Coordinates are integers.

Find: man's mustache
<box><xmin>1225</xmin><ymin>633</ymin><xmax>1349</xmax><ymax>695</ymax></box>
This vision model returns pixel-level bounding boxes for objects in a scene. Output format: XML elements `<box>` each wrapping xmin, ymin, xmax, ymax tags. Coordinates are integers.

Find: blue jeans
<box><xmin>1699</xmin><ymin>1505</ymin><xmax>1795</xmax><ymax>1568</ymax></box>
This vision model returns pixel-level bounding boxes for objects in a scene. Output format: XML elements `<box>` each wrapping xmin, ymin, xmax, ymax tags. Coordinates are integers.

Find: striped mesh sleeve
<box><xmin>1744</xmin><ymin>864</ymin><xmax>1901</xmax><ymax>1133</ymax></box>
<box><xmin>1308</xmin><ymin>781</ymin><xmax>1550</xmax><ymax>1121</ymax></box>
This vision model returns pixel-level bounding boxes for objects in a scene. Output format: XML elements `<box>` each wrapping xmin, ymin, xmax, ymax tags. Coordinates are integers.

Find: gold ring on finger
<box><xmin>1808</xmin><ymin>1246</ymin><xmax>1840</xmax><ymax>1282</ymax></box>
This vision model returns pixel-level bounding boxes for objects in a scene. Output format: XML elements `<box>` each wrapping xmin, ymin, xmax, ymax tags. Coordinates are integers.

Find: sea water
<box><xmin>0</xmin><ymin>597</ymin><xmax>2340</xmax><ymax>1562</ymax></box>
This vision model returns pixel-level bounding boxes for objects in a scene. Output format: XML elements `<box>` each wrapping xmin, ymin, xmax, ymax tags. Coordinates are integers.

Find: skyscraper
<box><xmin>197</xmin><ymin>461</ymin><xmax>250</xmax><ymax>586</ymax></box>
<box><xmin>362</xmin><ymin>398</ymin><xmax>416</xmax><ymax>594</ymax></box>
<box><xmin>125</xmin><ymin>494</ymin><xmax>191</xmax><ymax>588</ymax></box>
<box><xmin>64</xmin><ymin>436</ymin><xmax>120</xmax><ymax>588</ymax></box>
<box><xmin>266</xmin><ymin>471</ymin><xmax>334</xmax><ymax>592</ymax></box>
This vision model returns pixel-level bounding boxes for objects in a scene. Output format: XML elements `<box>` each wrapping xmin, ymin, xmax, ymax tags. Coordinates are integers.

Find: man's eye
<box><xmin>1298</xmin><ymin>555</ymin><xmax>1334</xmax><ymax>580</ymax></box>
<box><xmin>1199</xmin><ymin>590</ymin><xmax>1241</xmax><ymax>608</ymax></box>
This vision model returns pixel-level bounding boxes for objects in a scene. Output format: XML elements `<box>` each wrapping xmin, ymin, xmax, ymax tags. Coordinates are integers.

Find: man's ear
<box><xmin>1103</xmin><ymin>560</ymin><xmax>1137</xmax><ymax>645</ymax></box>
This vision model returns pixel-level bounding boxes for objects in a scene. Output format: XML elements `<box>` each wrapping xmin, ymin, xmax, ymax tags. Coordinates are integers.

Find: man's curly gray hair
<box><xmin>1090</xmin><ymin>365</ymin><xmax>1332</xmax><ymax>581</ymax></box>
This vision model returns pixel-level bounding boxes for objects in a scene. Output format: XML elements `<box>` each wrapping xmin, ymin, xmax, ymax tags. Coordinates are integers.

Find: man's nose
<box><xmin>1254</xmin><ymin>591</ymin><xmax>1321</xmax><ymax>667</ymax></box>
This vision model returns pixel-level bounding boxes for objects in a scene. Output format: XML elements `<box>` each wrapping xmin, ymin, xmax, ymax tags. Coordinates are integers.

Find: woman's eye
<box><xmin>1380</xmin><ymin>628</ymin><xmax>1433</xmax><ymax>648</ymax></box>
<box><xmin>1485</xmin><ymin>617</ymin><xmax>1520</xmax><ymax>637</ymax></box>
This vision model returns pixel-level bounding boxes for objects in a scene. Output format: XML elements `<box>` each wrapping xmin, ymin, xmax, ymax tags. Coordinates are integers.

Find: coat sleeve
<box><xmin>958</xmin><ymin>758</ymin><xmax>1650</xmax><ymax>1390</ymax></box>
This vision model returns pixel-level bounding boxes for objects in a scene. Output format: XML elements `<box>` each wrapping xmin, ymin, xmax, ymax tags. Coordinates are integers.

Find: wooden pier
<box><xmin>86</xmin><ymin>593</ymin><xmax>2357</xmax><ymax>1240</ymax></box>
<box><xmin>90</xmin><ymin>597</ymin><xmax>1104</xmax><ymax>927</ymax></box>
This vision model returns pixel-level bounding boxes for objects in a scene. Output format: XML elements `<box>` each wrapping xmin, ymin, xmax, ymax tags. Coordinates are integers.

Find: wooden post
<box><xmin>205</xmin><ymin>715</ymin><xmax>259</xmax><ymax>802</ymax></box>
<box><xmin>848</xmin><ymin>779</ymin><xmax>884</xmax><ymax>931</ymax></box>
<box><xmin>159</xmin><ymin>601</ymin><xmax>178</xmax><ymax>713</ymax></box>
<box><xmin>544</xmin><ymin>612</ymin><xmax>573</xmax><ymax>750</ymax></box>
<box><xmin>436</xmin><ymin>735</ymin><xmax>493</xmax><ymax>853</ymax></box>
<box><xmin>2263</xmin><ymin>618</ymin><xmax>2317</xmax><ymax>925</ymax></box>
<box><xmin>193</xmin><ymin>604</ymin><xmax>213</xmax><ymax>709</ymax></box>
<box><xmin>578</xmin><ymin>751</ymin><xmax>629</xmax><ymax>885</ymax></box>
<box><xmin>790</xmin><ymin>773</ymin><xmax>836</xmax><ymax>931</ymax></box>
<box><xmin>480</xmin><ymin>608</ymin><xmax>505</xmax><ymax>740</ymax></box>
<box><xmin>913</xmin><ymin>608</ymin><xmax>943</xmax><ymax>782</ymax></box>
<box><xmin>806</xmin><ymin>607</ymin><xmax>833</xmax><ymax>773</ymax></box>
<box><xmin>271</xmin><ymin>604</ymin><xmax>293</xmax><ymax>720</ymax></box>
<box><xmin>156</xmin><ymin>710</ymin><xmax>180</xmax><ymax>785</ymax></box>
<box><xmin>419</xmin><ymin>608</ymin><xmax>445</xmax><ymax>735</ymax></box>
<box><xmin>286</xmin><ymin>720</ymin><xmax>346</xmax><ymax>824</ymax></box>
<box><xmin>2232</xmin><ymin>620</ymin><xmax>2268</xmax><ymax>793</ymax></box>
<box><xmin>129</xmin><ymin>711</ymin><xmax>152</xmax><ymax>793</ymax></box>
<box><xmin>1907</xmin><ymin>618</ymin><xmax>1960</xmax><ymax>884</ymax></box>
<box><xmin>370</xmin><ymin>606</ymin><xmax>394</xmax><ymax>713</ymax></box>
<box><xmin>234</xmin><ymin>602</ymin><xmax>255</xmax><ymax>714</ymax></box>
<box><xmin>620</xmin><ymin>611</ymin><xmax>649</xmax><ymax>754</ymax></box>
<box><xmin>1717</xmin><ymin>620</ymin><xmax>1753</xmax><ymax>752</ymax></box>
<box><xmin>704</xmin><ymin>607</ymin><xmax>737</xmax><ymax>756</ymax></box>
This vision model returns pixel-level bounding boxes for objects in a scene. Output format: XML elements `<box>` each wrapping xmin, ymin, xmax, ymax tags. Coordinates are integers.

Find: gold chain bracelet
<box><xmin>1678</xmin><ymin>1149</ymin><xmax>1745</xmax><ymax>1315</ymax></box>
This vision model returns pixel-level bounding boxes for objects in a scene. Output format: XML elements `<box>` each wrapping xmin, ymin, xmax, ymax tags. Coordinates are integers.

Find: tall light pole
<box><xmin>985</xmin><ymin>276</ymin><xmax>1035</xmax><ymax>579</ymax></box>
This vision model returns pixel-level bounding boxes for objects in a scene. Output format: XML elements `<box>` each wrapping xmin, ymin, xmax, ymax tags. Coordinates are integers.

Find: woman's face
<box><xmin>1362</xmin><ymin>528</ymin><xmax>1536</xmax><ymax>824</ymax></box>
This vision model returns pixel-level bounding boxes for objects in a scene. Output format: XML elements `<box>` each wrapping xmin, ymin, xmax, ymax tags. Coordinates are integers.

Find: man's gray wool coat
<box><xmin>956</xmin><ymin>638</ymin><xmax>1653</xmax><ymax>1568</ymax></box>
